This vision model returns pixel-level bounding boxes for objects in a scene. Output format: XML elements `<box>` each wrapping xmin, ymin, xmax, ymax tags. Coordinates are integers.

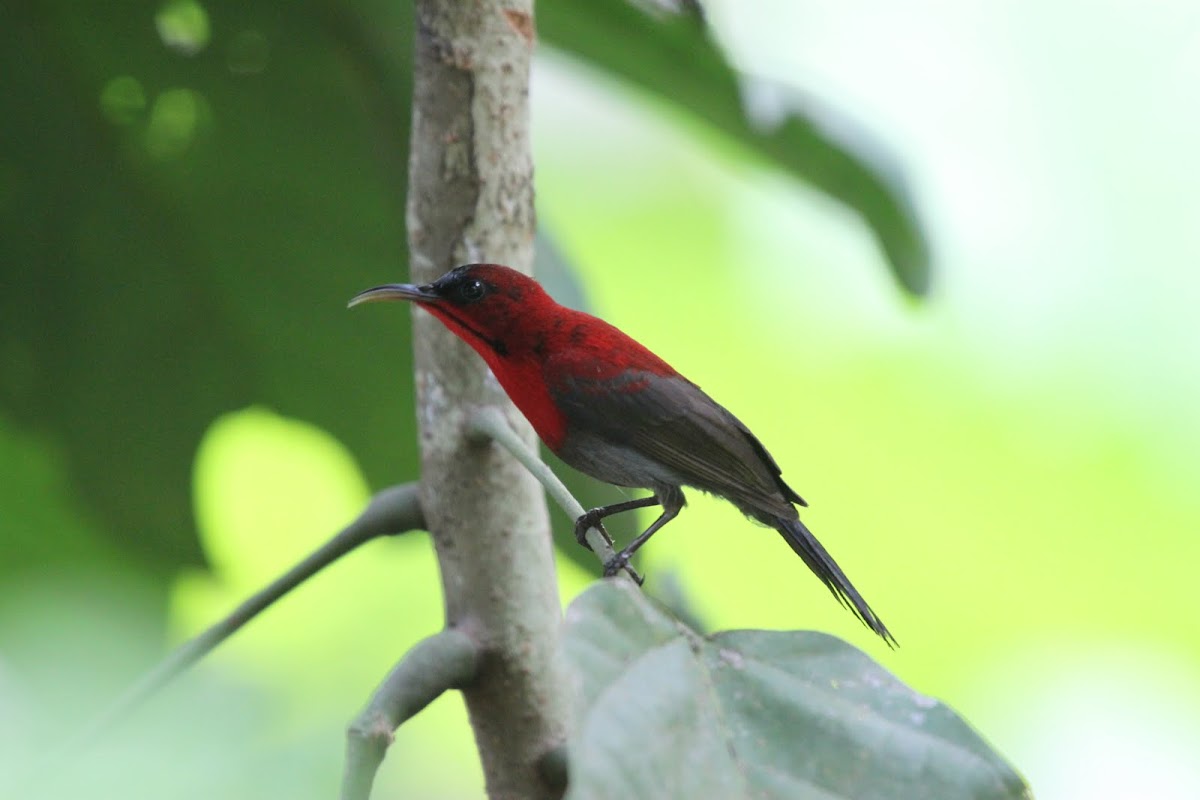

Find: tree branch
<box><xmin>65</xmin><ymin>483</ymin><xmax>424</xmax><ymax>752</ymax></box>
<box><xmin>341</xmin><ymin>628</ymin><xmax>480</xmax><ymax>800</ymax></box>
<box><xmin>406</xmin><ymin>1</ymin><xmax>570</xmax><ymax>798</ymax></box>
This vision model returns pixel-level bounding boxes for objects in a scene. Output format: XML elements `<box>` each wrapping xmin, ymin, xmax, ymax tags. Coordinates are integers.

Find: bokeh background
<box><xmin>3</xmin><ymin>1</ymin><xmax>1198</xmax><ymax>798</ymax></box>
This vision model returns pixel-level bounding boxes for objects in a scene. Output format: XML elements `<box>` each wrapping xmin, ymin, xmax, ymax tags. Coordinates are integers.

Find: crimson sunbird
<box><xmin>350</xmin><ymin>264</ymin><xmax>893</xmax><ymax>644</ymax></box>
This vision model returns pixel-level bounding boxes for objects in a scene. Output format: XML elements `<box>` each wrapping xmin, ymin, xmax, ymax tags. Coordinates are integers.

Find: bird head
<box><xmin>348</xmin><ymin>263</ymin><xmax>553</xmax><ymax>359</ymax></box>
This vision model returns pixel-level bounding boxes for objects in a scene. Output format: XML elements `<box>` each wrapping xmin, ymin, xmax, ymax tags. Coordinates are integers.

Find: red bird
<box><xmin>350</xmin><ymin>264</ymin><xmax>893</xmax><ymax>644</ymax></box>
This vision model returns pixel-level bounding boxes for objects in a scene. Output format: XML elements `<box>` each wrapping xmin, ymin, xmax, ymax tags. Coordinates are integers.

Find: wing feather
<box><xmin>550</xmin><ymin>370</ymin><xmax>800</xmax><ymax>519</ymax></box>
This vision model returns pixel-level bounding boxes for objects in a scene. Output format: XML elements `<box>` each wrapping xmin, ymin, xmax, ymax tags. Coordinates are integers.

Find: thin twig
<box><xmin>467</xmin><ymin>407</ymin><xmax>639</xmax><ymax>582</ymax></box>
<box><xmin>341</xmin><ymin>628</ymin><xmax>480</xmax><ymax>800</ymax></box>
<box><xmin>61</xmin><ymin>483</ymin><xmax>424</xmax><ymax>754</ymax></box>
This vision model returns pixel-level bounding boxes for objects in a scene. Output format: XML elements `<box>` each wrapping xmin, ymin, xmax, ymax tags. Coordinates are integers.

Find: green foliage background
<box><xmin>2</xmin><ymin>1</ymin><xmax>1198</xmax><ymax>799</ymax></box>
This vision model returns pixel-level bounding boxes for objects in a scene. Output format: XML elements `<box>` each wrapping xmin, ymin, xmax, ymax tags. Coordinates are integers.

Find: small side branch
<box><xmin>467</xmin><ymin>407</ymin><xmax>639</xmax><ymax>581</ymax></box>
<box><xmin>68</xmin><ymin>483</ymin><xmax>425</xmax><ymax>751</ymax></box>
<box><xmin>341</xmin><ymin>628</ymin><xmax>481</xmax><ymax>800</ymax></box>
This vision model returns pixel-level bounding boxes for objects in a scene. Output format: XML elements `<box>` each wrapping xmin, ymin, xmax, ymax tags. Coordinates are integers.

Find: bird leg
<box><xmin>573</xmin><ymin>496</ymin><xmax>661</xmax><ymax>549</ymax></box>
<box><xmin>574</xmin><ymin>495</ymin><xmax>664</xmax><ymax>586</ymax></box>
<box><xmin>601</xmin><ymin>488</ymin><xmax>685</xmax><ymax>579</ymax></box>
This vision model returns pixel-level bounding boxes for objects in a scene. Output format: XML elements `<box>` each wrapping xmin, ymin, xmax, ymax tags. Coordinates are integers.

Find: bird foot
<box><xmin>573</xmin><ymin>509</ymin><xmax>614</xmax><ymax>551</ymax></box>
<box><xmin>576</xmin><ymin>511</ymin><xmax>643</xmax><ymax>584</ymax></box>
<box><xmin>603</xmin><ymin>551</ymin><xmax>643</xmax><ymax>585</ymax></box>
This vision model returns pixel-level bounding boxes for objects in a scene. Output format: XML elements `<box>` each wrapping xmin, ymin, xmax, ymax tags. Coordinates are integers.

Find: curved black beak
<box><xmin>347</xmin><ymin>283</ymin><xmax>437</xmax><ymax>309</ymax></box>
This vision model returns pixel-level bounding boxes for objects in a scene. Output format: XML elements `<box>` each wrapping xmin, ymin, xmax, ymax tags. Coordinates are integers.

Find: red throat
<box><xmin>417</xmin><ymin>269</ymin><xmax>679</xmax><ymax>452</ymax></box>
<box><xmin>422</xmin><ymin>304</ymin><xmax>571</xmax><ymax>449</ymax></box>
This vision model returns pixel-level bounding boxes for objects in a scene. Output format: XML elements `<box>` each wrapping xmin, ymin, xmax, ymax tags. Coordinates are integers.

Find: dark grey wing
<box><xmin>550</xmin><ymin>370</ymin><xmax>800</xmax><ymax>519</ymax></box>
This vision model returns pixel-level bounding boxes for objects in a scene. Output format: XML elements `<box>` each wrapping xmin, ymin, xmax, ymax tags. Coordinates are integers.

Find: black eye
<box><xmin>458</xmin><ymin>279</ymin><xmax>487</xmax><ymax>303</ymax></box>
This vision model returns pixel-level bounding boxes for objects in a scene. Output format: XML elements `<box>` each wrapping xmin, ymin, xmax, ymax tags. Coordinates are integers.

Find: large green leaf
<box><xmin>0</xmin><ymin>0</ymin><xmax>416</xmax><ymax>573</ymax></box>
<box><xmin>561</xmin><ymin>582</ymin><xmax>1030</xmax><ymax>800</ymax></box>
<box><xmin>539</xmin><ymin>0</ymin><xmax>931</xmax><ymax>295</ymax></box>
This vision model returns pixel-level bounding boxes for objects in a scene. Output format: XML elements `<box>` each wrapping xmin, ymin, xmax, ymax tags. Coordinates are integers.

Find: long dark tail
<box><xmin>775</xmin><ymin>516</ymin><xmax>896</xmax><ymax>647</ymax></box>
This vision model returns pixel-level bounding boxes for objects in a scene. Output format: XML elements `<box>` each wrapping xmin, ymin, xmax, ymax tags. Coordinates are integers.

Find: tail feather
<box><xmin>775</xmin><ymin>517</ymin><xmax>896</xmax><ymax>647</ymax></box>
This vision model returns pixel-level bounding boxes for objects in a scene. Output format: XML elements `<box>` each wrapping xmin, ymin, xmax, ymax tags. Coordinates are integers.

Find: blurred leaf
<box><xmin>0</xmin><ymin>0</ymin><xmax>416</xmax><ymax>574</ymax></box>
<box><xmin>642</xmin><ymin>567</ymin><xmax>708</xmax><ymax>633</ymax></box>
<box><xmin>0</xmin><ymin>418</ymin><xmax>130</xmax><ymax>575</ymax></box>
<box><xmin>539</xmin><ymin>0</ymin><xmax>931</xmax><ymax>295</ymax></box>
<box><xmin>0</xmin><ymin>575</ymin><xmax>345</xmax><ymax>800</ymax></box>
<box><xmin>561</xmin><ymin>581</ymin><xmax>1029</xmax><ymax>800</ymax></box>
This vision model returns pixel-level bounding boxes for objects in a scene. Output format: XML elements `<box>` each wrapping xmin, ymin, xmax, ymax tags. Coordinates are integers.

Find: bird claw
<box><xmin>602</xmin><ymin>553</ymin><xmax>625</xmax><ymax>576</ymax></box>
<box><xmin>573</xmin><ymin>509</ymin><xmax>613</xmax><ymax>551</ymax></box>
<box><xmin>576</xmin><ymin>510</ymin><xmax>642</xmax><ymax>584</ymax></box>
<box><xmin>603</xmin><ymin>551</ymin><xmax>643</xmax><ymax>585</ymax></box>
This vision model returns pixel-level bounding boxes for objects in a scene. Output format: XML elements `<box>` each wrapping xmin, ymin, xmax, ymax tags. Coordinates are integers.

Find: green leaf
<box><xmin>0</xmin><ymin>0</ymin><xmax>417</xmax><ymax>573</ymax></box>
<box><xmin>561</xmin><ymin>582</ymin><xmax>1030</xmax><ymax>800</ymax></box>
<box><xmin>539</xmin><ymin>0</ymin><xmax>931</xmax><ymax>295</ymax></box>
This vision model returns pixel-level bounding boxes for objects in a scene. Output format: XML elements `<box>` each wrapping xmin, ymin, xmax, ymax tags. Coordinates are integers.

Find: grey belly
<box><xmin>556</xmin><ymin>430</ymin><xmax>686</xmax><ymax>496</ymax></box>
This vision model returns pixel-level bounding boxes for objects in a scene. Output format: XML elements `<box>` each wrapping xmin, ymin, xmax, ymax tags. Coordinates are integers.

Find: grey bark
<box><xmin>406</xmin><ymin>3</ymin><xmax>570</xmax><ymax>799</ymax></box>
